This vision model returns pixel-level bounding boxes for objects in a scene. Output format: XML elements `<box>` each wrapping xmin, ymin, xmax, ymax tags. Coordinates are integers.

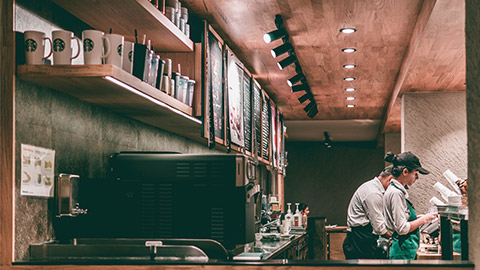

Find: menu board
<box><xmin>226</xmin><ymin>51</ymin><xmax>244</xmax><ymax>147</ymax></box>
<box><xmin>253</xmin><ymin>82</ymin><xmax>262</xmax><ymax>157</ymax></box>
<box><xmin>243</xmin><ymin>72</ymin><xmax>252</xmax><ymax>153</ymax></box>
<box><xmin>207</xmin><ymin>29</ymin><xmax>224</xmax><ymax>141</ymax></box>
<box><xmin>261</xmin><ymin>91</ymin><xmax>270</xmax><ymax>161</ymax></box>
<box><xmin>279</xmin><ymin>114</ymin><xmax>285</xmax><ymax>169</ymax></box>
<box><xmin>271</xmin><ymin>102</ymin><xmax>277</xmax><ymax>167</ymax></box>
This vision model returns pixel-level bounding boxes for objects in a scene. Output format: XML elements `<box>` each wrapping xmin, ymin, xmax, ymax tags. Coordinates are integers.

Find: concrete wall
<box><xmin>466</xmin><ymin>0</ymin><xmax>480</xmax><ymax>265</ymax></box>
<box><xmin>284</xmin><ymin>141</ymin><xmax>385</xmax><ymax>225</ymax></box>
<box><xmin>401</xmin><ymin>92</ymin><xmax>467</xmax><ymax>213</ymax></box>
<box><xmin>384</xmin><ymin>132</ymin><xmax>401</xmax><ymax>159</ymax></box>
<box><xmin>14</xmin><ymin>3</ymin><xmax>220</xmax><ymax>261</ymax></box>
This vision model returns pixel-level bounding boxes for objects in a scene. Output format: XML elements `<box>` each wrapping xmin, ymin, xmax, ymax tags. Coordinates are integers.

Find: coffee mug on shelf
<box><xmin>52</xmin><ymin>30</ymin><xmax>81</xmax><ymax>65</ymax></box>
<box><xmin>122</xmin><ymin>41</ymin><xmax>134</xmax><ymax>74</ymax></box>
<box><xmin>82</xmin><ymin>30</ymin><xmax>111</xmax><ymax>65</ymax></box>
<box><xmin>24</xmin><ymin>30</ymin><xmax>52</xmax><ymax>65</ymax></box>
<box><xmin>105</xmin><ymin>33</ymin><xmax>124</xmax><ymax>68</ymax></box>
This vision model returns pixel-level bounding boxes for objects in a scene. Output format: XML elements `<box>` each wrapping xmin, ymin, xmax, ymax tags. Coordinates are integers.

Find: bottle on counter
<box><xmin>302</xmin><ymin>211</ymin><xmax>308</xmax><ymax>228</ymax></box>
<box><xmin>284</xmin><ymin>203</ymin><xmax>293</xmax><ymax>231</ymax></box>
<box><xmin>293</xmin><ymin>202</ymin><xmax>302</xmax><ymax>227</ymax></box>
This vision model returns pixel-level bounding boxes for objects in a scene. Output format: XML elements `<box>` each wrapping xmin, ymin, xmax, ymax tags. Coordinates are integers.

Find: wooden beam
<box><xmin>377</xmin><ymin>0</ymin><xmax>437</xmax><ymax>142</ymax></box>
<box><xmin>1</xmin><ymin>0</ymin><xmax>15</xmax><ymax>266</ymax></box>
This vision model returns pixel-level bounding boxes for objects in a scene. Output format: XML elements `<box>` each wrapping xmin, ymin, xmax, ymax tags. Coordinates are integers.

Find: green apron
<box><xmin>389</xmin><ymin>182</ymin><xmax>420</xmax><ymax>259</ymax></box>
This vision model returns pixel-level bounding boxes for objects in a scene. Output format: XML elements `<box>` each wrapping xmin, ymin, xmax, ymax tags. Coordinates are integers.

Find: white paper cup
<box><xmin>122</xmin><ymin>41</ymin><xmax>134</xmax><ymax>74</ymax></box>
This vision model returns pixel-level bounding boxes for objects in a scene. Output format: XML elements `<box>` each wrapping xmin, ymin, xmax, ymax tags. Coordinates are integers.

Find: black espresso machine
<box><xmin>75</xmin><ymin>152</ymin><xmax>258</xmax><ymax>251</ymax></box>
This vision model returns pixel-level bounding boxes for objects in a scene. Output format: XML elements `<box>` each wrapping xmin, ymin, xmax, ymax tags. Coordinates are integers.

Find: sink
<box><xmin>29</xmin><ymin>238</ymin><xmax>223</xmax><ymax>262</ymax></box>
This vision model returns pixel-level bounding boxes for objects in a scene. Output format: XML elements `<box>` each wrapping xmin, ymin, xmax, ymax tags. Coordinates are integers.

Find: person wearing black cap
<box><xmin>383</xmin><ymin>151</ymin><xmax>438</xmax><ymax>259</ymax></box>
<box><xmin>342</xmin><ymin>165</ymin><xmax>394</xmax><ymax>259</ymax></box>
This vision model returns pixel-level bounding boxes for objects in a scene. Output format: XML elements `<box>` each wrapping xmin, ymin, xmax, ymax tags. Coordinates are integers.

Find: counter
<box><xmin>235</xmin><ymin>232</ymin><xmax>308</xmax><ymax>261</ymax></box>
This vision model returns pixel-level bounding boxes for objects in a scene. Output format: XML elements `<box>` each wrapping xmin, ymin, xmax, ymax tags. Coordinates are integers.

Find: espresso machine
<box><xmin>80</xmin><ymin>152</ymin><xmax>258</xmax><ymax>251</ymax></box>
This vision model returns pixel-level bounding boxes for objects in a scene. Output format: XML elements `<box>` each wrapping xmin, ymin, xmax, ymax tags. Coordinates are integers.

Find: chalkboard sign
<box><xmin>279</xmin><ymin>114</ymin><xmax>285</xmax><ymax>169</ymax></box>
<box><xmin>261</xmin><ymin>91</ymin><xmax>270</xmax><ymax>161</ymax></box>
<box><xmin>253</xmin><ymin>82</ymin><xmax>262</xmax><ymax>157</ymax></box>
<box><xmin>226</xmin><ymin>50</ymin><xmax>244</xmax><ymax>147</ymax></box>
<box><xmin>271</xmin><ymin>102</ymin><xmax>277</xmax><ymax>167</ymax></box>
<box><xmin>243</xmin><ymin>72</ymin><xmax>252</xmax><ymax>153</ymax></box>
<box><xmin>208</xmin><ymin>29</ymin><xmax>224</xmax><ymax>142</ymax></box>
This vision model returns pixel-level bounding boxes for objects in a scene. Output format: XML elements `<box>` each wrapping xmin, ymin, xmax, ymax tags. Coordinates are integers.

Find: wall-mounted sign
<box><xmin>226</xmin><ymin>50</ymin><xmax>244</xmax><ymax>147</ymax></box>
<box><xmin>21</xmin><ymin>144</ymin><xmax>55</xmax><ymax>197</ymax></box>
<box><xmin>243</xmin><ymin>72</ymin><xmax>252</xmax><ymax>153</ymax></box>
<box><xmin>253</xmin><ymin>82</ymin><xmax>262</xmax><ymax>157</ymax></box>
<box><xmin>261</xmin><ymin>91</ymin><xmax>270</xmax><ymax>161</ymax></box>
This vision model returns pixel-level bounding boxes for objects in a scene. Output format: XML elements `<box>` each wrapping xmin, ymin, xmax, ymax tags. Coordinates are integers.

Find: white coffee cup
<box><xmin>82</xmin><ymin>30</ymin><xmax>111</xmax><ymax>65</ymax></box>
<box><xmin>24</xmin><ymin>31</ymin><xmax>52</xmax><ymax>65</ymax></box>
<box><xmin>52</xmin><ymin>30</ymin><xmax>81</xmax><ymax>65</ymax></box>
<box><xmin>122</xmin><ymin>41</ymin><xmax>134</xmax><ymax>74</ymax></box>
<box><xmin>105</xmin><ymin>33</ymin><xmax>124</xmax><ymax>68</ymax></box>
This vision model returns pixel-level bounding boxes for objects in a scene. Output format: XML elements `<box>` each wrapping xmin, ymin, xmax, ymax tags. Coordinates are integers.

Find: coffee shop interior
<box><xmin>2</xmin><ymin>0</ymin><xmax>480</xmax><ymax>269</ymax></box>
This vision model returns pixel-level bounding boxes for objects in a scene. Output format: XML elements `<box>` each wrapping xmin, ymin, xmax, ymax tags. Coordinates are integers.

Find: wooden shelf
<box><xmin>17</xmin><ymin>64</ymin><xmax>203</xmax><ymax>142</ymax></box>
<box><xmin>52</xmin><ymin>0</ymin><xmax>193</xmax><ymax>52</ymax></box>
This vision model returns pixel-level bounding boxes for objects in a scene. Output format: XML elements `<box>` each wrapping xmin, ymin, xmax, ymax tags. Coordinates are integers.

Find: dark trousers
<box><xmin>343</xmin><ymin>224</ymin><xmax>387</xmax><ymax>259</ymax></box>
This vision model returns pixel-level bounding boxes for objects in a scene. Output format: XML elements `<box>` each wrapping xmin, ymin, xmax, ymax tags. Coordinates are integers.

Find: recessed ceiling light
<box><xmin>346</xmin><ymin>97</ymin><xmax>355</xmax><ymax>101</ymax></box>
<box><xmin>343</xmin><ymin>64</ymin><xmax>356</xmax><ymax>69</ymax></box>
<box><xmin>345</xmin><ymin>88</ymin><xmax>356</xmax><ymax>92</ymax></box>
<box><xmin>346</xmin><ymin>104</ymin><xmax>355</xmax><ymax>108</ymax></box>
<box><xmin>344</xmin><ymin>77</ymin><xmax>355</xmax><ymax>81</ymax></box>
<box><xmin>340</xmin><ymin>28</ymin><xmax>356</xmax><ymax>34</ymax></box>
<box><xmin>342</xmin><ymin>48</ymin><xmax>356</xmax><ymax>53</ymax></box>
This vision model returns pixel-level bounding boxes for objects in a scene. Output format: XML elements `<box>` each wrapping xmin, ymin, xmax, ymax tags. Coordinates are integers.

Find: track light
<box><xmin>298</xmin><ymin>92</ymin><xmax>312</xmax><ymax>103</ymax></box>
<box><xmin>324</xmin><ymin>131</ymin><xmax>332</xmax><ymax>148</ymax></box>
<box><xmin>307</xmin><ymin>106</ymin><xmax>318</xmax><ymax>118</ymax></box>
<box><xmin>264</xmin><ymin>29</ymin><xmax>286</xmax><ymax>43</ymax></box>
<box><xmin>277</xmin><ymin>55</ymin><xmax>297</xmax><ymax>70</ymax></box>
<box><xmin>287</xmin><ymin>73</ymin><xmax>305</xmax><ymax>87</ymax></box>
<box><xmin>271</xmin><ymin>42</ymin><xmax>293</xmax><ymax>58</ymax></box>
<box><xmin>303</xmin><ymin>99</ymin><xmax>315</xmax><ymax>113</ymax></box>
<box><xmin>291</xmin><ymin>83</ymin><xmax>309</xmax><ymax>92</ymax></box>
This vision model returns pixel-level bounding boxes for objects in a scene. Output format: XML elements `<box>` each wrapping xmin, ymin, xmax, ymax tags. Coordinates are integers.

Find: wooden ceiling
<box><xmin>181</xmin><ymin>0</ymin><xmax>465</xmax><ymax>139</ymax></box>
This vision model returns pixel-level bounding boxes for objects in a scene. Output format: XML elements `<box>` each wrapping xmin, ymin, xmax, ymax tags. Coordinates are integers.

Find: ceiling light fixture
<box><xmin>345</xmin><ymin>88</ymin><xmax>356</xmax><ymax>92</ymax></box>
<box><xmin>346</xmin><ymin>96</ymin><xmax>355</xmax><ymax>101</ymax></box>
<box><xmin>344</xmin><ymin>77</ymin><xmax>355</xmax><ymax>81</ymax></box>
<box><xmin>343</xmin><ymin>64</ymin><xmax>356</xmax><ymax>69</ymax></box>
<box><xmin>263</xmin><ymin>29</ymin><xmax>286</xmax><ymax>43</ymax></box>
<box><xmin>346</xmin><ymin>104</ymin><xmax>355</xmax><ymax>108</ymax></box>
<box><xmin>287</xmin><ymin>73</ymin><xmax>305</xmax><ymax>87</ymax></box>
<box><xmin>271</xmin><ymin>42</ymin><xmax>293</xmax><ymax>58</ymax></box>
<box><xmin>277</xmin><ymin>54</ymin><xmax>297</xmax><ymax>70</ymax></box>
<box><xmin>324</xmin><ymin>131</ymin><xmax>332</xmax><ymax>148</ymax></box>
<box><xmin>307</xmin><ymin>106</ymin><xmax>318</xmax><ymax>118</ymax></box>
<box><xmin>291</xmin><ymin>83</ymin><xmax>309</xmax><ymax>92</ymax></box>
<box><xmin>303</xmin><ymin>99</ymin><xmax>316</xmax><ymax>113</ymax></box>
<box><xmin>340</xmin><ymin>28</ymin><xmax>356</xmax><ymax>34</ymax></box>
<box><xmin>298</xmin><ymin>92</ymin><xmax>312</xmax><ymax>103</ymax></box>
<box><xmin>342</xmin><ymin>48</ymin><xmax>356</xmax><ymax>53</ymax></box>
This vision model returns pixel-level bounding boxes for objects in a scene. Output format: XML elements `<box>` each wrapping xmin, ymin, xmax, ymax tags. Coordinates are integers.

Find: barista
<box><xmin>383</xmin><ymin>151</ymin><xmax>438</xmax><ymax>259</ymax></box>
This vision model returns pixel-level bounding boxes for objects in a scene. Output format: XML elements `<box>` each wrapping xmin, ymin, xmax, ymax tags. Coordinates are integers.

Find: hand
<box><xmin>421</xmin><ymin>212</ymin><xmax>438</xmax><ymax>224</ymax></box>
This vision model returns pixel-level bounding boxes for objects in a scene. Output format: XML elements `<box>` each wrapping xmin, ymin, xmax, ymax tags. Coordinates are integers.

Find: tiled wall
<box><xmin>402</xmin><ymin>92</ymin><xmax>467</xmax><ymax>213</ymax></box>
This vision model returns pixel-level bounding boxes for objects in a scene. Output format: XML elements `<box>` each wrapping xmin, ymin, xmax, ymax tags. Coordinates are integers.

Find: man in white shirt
<box><xmin>343</xmin><ymin>165</ymin><xmax>393</xmax><ymax>259</ymax></box>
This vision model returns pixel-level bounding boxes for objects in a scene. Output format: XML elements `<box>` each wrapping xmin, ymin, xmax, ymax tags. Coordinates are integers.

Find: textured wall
<box><xmin>284</xmin><ymin>141</ymin><xmax>385</xmax><ymax>225</ymax></box>
<box><xmin>466</xmin><ymin>0</ymin><xmax>480</xmax><ymax>266</ymax></box>
<box><xmin>384</xmin><ymin>132</ymin><xmax>401</xmax><ymax>157</ymax></box>
<box><xmin>402</xmin><ymin>92</ymin><xmax>467</xmax><ymax>213</ymax></box>
<box><xmin>14</xmin><ymin>4</ymin><xmax>220</xmax><ymax>261</ymax></box>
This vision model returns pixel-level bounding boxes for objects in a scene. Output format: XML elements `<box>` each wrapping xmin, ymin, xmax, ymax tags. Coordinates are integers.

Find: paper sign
<box><xmin>21</xmin><ymin>144</ymin><xmax>55</xmax><ymax>197</ymax></box>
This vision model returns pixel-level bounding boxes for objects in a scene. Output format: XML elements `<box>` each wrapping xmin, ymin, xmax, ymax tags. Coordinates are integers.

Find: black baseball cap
<box><xmin>395</xmin><ymin>152</ymin><xmax>430</xmax><ymax>175</ymax></box>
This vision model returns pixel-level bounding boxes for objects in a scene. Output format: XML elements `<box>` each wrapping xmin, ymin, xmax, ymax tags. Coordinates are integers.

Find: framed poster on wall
<box><xmin>226</xmin><ymin>49</ymin><xmax>244</xmax><ymax>147</ymax></box>
<box><xmin>243</xmin><ymin>72</ymin><xmax>252</xmax><ymax>154</ymax></box>
<box><xmin>270</xmin><ymin>101</ymin><xmax>277</xmax><ymax>167</ymax></box>
<box><xmin>253</xmin><ymin>80</ymin><xmax>262</xmax><ymax>158</ymax></box>
<box><xmin>261</xmin><ymin>91</ymin><xmax>270</xmax><ymax>161</ymax></box>
<box><xmin>203</xmin><ymin>24</ymin><xmax>225</xmax><ymax>147</ymax></box>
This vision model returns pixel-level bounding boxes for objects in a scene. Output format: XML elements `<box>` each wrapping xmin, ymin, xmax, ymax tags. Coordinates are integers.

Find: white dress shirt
<box><xmin>346</xmin><ymin>177</ymin><xmax>388</xmax><ymax>235</ymax></box>
<box><xmin>383</xmin><ymin>179</ymin><xmax>411</xmax><ymax>235</ymax></box>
